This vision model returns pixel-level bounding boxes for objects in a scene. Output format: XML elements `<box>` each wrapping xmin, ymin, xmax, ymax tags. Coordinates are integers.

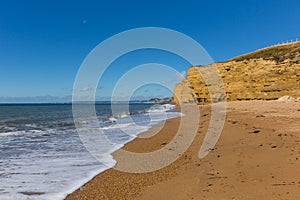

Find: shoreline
<box><xmin>64</xmin><ymin>106</ymin><xmax>184</xmax><ymax>199</ymax></box>
<box><xmin>66</xmin><ymin>101</ymin><xmax>300</xmax><ymax>200</ymax></box>
<box><xmin>65</xmin><ymin>108</ymin><xmax>186</xmax><ymax>200</ymax></box>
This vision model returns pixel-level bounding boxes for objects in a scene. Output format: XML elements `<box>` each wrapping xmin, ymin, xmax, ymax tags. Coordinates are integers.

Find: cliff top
<box><xmin>229</xmin><ymin>41</ymin><xmax>300</xmax><ymax>64</ymax></box>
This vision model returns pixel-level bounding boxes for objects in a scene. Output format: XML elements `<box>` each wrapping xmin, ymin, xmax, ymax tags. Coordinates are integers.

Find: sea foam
<box><xmin>0</xmin><ymin>103</ymin><xmax>181</xmax><ymax>200</ymax></box>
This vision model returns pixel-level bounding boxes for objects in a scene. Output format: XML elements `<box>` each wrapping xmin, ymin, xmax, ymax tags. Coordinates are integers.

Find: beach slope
<box><xmin>66</xmin><ymin>101</ymin><xmax>300</xmax><ymax>200</ymax></box>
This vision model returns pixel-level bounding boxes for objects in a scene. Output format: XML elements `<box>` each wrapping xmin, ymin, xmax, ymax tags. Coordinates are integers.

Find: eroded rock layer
<box><xmin>174</xmin><ymin>42</ymin><xmax>300</xmax><ymax>105</ymax></box>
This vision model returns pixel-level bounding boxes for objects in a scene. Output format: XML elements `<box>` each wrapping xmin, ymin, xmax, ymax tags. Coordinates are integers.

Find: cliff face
<box><xmin>174</xmin><ymin>79</ymin><xmax>197</xmax><ymax>104</ymax></box>
<box><xmin>174</xmin><ymin>42</ymin><xmax>300</xmax><ymax>105</ymax></box>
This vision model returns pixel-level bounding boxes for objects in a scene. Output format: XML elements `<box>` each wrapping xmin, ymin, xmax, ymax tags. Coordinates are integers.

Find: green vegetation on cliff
<box><xmin>230</xmin><ymin>41</ymin><xmax>300</xmax><ymax>64</ymax></box>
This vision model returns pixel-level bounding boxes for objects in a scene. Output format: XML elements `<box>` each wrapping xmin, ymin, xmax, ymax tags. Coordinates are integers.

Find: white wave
<box><xmin>108</xmin><ymin>117</ymin><xmax>117</xmax><ymax>122</ymax></box>
<box><xmin>0</xmin><ymin>130</ymin><xmax>26</xmax><ymax>137</ymax></box>
<box><xmin>147</xmin><ymin>104</ymin><xmax>176</xmax><ymax>113</ymax></box>
<box><xmin>100</xmin><ymin>122</ymin><xmax>131</xmax><ymax>130</ymax></box>
<box><xmin>0</xmin><ymin>106</ymin><xmax>182</xmax><ymax>200</ymax></box>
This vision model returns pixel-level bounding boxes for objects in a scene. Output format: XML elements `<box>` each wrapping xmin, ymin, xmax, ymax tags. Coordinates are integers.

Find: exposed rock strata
<box><xmin>174</xmin><ymin>42</ymin><xmax>300</xmax><ymax>105</ymax></box>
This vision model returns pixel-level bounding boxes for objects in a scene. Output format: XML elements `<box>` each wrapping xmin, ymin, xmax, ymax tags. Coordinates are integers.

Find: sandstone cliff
<box><xmin>174</xmin><ymin>42</ymin><xmax>300</xmax><ymax>105</ymax></box>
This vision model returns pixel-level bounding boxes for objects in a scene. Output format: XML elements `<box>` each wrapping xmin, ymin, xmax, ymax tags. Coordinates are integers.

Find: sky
<box><xmin>0</xmin><ymin>0</ymin><xmax>299</xmax><ymax>102</ymax></box>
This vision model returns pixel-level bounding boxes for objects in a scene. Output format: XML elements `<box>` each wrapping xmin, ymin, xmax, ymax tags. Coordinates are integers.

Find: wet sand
<box><xmin>66</xmin><ymin>101</ymin><xmax>300</xmax><ymax>200</ymax></box>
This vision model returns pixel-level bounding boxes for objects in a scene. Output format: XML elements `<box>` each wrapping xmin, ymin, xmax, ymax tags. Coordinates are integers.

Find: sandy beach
<box><xmin>66</xmin><ymin>101</ymin><xmax>300</xmax><ymax>200</ymax></box>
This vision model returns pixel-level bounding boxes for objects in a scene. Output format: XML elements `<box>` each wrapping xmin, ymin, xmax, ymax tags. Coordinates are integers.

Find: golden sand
<box><xmin>66</xmin><ymin>101</ymin><xmax>300</xmax><ymax>200</ymax></box>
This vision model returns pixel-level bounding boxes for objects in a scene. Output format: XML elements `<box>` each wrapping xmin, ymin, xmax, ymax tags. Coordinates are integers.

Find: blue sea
<box><xmin>0</xmin><ymin>103</ymin><xmax>181</xmax><ymax>200</ymax></box>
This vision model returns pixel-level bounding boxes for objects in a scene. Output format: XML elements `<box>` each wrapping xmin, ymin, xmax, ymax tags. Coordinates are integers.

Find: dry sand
<box><xmin>66</xmin><ymin>101</ymin><xmax>300</xmax><ymax>200</ymax></box>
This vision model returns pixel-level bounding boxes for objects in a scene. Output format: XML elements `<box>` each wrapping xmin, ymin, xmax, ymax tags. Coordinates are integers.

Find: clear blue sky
<box><xmin>0</xmin><ymin>0</ymin><xmax>299</xmax><ymax>102</ymax></box>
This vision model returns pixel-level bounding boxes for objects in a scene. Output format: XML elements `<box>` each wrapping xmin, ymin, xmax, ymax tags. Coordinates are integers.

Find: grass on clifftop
<box><xmin>230</xmin><ymin>41</ymin><xmax>300</xmax><ymax>64</ymax></box>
